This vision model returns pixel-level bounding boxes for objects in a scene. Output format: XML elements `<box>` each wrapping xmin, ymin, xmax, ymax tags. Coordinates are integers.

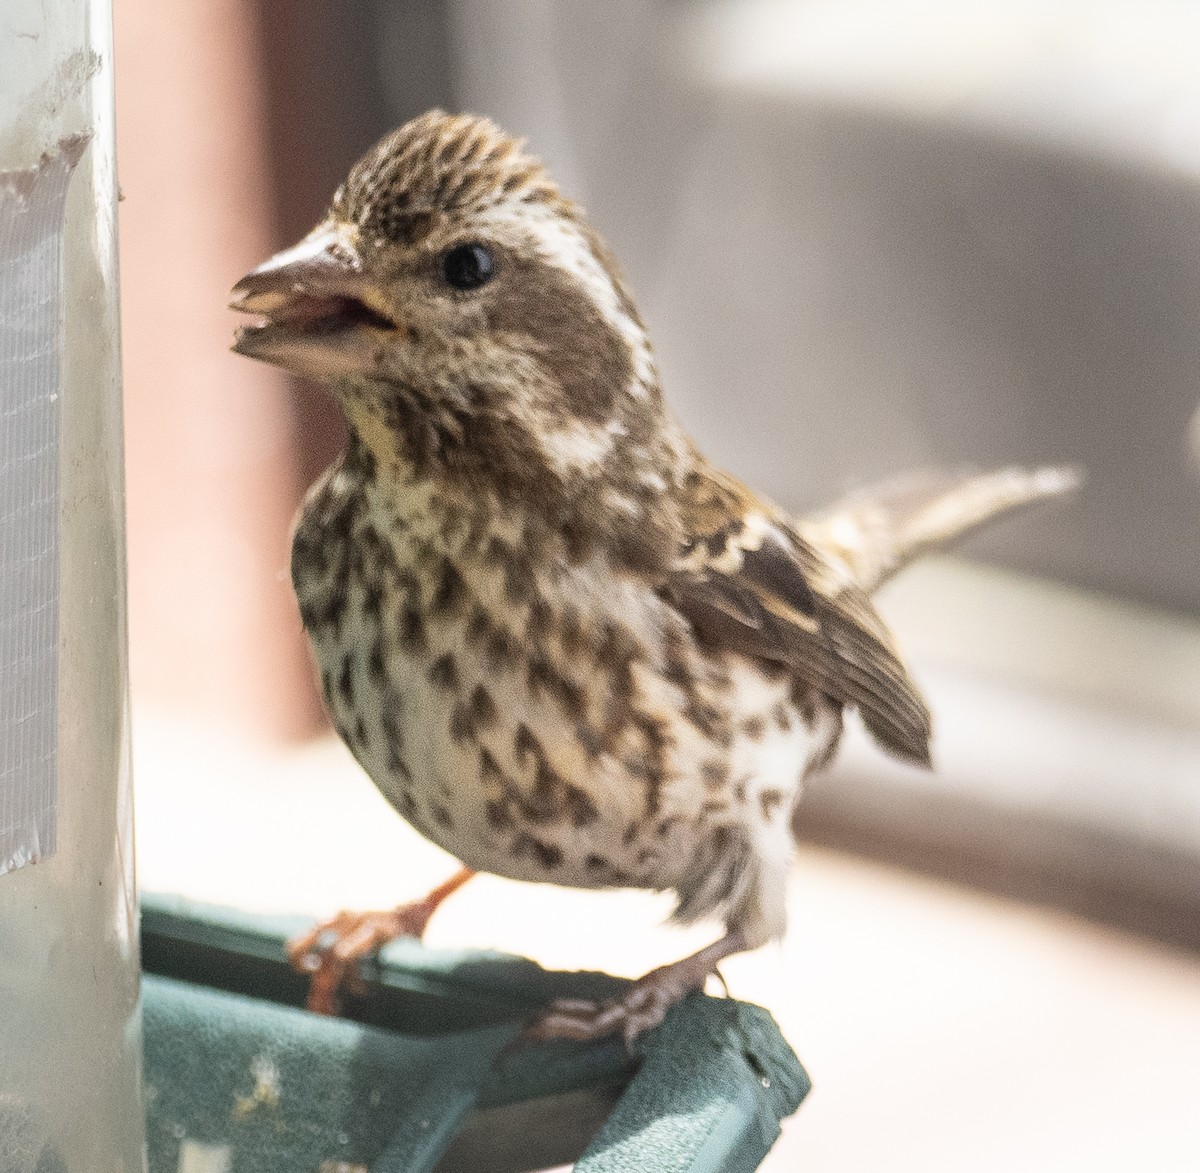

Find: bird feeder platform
<box><xmin>141</xmin><ymin>894</ymin><xmax>809</xmax><ymax>1172</ymax></box>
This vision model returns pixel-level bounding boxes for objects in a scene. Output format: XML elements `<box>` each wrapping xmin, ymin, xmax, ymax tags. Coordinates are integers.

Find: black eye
<box><xmin>441</xmin><ymin>243</ymin><xmax>495</xmax><ymax>291</ymax></box>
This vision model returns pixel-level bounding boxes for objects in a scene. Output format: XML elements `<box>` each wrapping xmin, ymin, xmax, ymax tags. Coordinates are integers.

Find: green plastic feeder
<box><xmin>141</xmin><ymin>895</ymin><xmax>810</xmax><ymax>1172</ymax></box>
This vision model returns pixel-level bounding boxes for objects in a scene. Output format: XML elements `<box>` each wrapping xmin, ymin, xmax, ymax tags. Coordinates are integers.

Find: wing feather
<box><xmin>800</xmin><ymin>465</ymin><xmax>1081</xmax><ymax>592</ymax></box>
<box><xmin>664</xmin><ymin>460</ymin><xmax>1079</xmax><ymax>767</ymax></box>
<box><xmin>666</xmin><ymin>465</ymin><xmax>933</xmax><ymax>765</ymax></box>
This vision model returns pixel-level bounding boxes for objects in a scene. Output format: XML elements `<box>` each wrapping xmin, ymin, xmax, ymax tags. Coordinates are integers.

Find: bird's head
<box><xmin>231</xmin><ymin>110</ymin><xmax>686</xmax><ymax>557</ymax></box>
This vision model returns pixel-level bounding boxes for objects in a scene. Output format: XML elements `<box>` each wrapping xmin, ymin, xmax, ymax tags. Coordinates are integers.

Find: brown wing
<box><xmin>663</xmin><ymin>462</ymin><xmax>933</xmax><ymax>766</ymax></box>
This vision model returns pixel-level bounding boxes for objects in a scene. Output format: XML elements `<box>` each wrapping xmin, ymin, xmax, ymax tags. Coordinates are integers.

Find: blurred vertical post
<box><xmin>0</xmin><ymin>2</ymin><xmax>145</xmax><ymax>1170</ymax></box>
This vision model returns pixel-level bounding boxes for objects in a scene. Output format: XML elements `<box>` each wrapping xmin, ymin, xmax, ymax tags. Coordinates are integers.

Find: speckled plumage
<box><xmin>231</xmin><ymin>110</ymin><xmax>1076</xmax><ymax>1040</ymax></box>
<box><xmin>290</xmin><ymin>431</ymin><xmax>821</xmax><ymax>951</ymax></box>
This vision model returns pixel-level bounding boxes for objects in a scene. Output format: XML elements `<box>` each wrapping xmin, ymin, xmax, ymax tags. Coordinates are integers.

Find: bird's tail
<box><xmin>798</xmin><ymin>465</ymin><xmax>1081</xmax><ymax>594</ymax></box>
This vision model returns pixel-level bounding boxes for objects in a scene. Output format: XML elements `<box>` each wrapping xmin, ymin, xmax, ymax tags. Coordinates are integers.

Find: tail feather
<box><xmin>799</xmin><ymin>465</ymin><xmax>1081</xmax><ymax>594</ymax></box>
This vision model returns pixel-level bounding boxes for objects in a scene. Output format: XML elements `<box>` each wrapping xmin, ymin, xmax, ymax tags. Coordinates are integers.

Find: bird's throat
<box><xmin>341</xmin><ymin>395</ymin><xmax>406</xmax><ymax>474</ymax></box>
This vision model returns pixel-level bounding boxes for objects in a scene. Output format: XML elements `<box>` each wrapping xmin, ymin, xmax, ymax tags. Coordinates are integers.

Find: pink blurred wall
<box><xmin>115</xmin><ymin>1</ymin><xmax>331</xmax><ymax>739</ymax></box>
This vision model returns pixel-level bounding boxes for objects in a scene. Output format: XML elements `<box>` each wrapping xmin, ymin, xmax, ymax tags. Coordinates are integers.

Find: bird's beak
<box><xmin>229</xmin><ymin>226</ymin><xmax>399</xmax><ymax>381</ymax></box>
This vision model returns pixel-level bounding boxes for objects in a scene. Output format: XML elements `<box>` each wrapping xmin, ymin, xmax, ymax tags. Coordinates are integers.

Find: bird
<box><xmin>229</xmin><ymin>109</ymin><xmax>1077</xmax><ymax>1044</ymax></box>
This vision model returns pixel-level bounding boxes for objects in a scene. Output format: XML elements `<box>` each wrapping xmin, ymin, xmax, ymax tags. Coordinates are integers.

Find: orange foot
<box><xmin>524</xmin><ymin>929</ymin><xmax>748</xmax><ymax>1048</ymax></box>
<box><xmin>288</xmin><ymin>867</ymin><xmax>475</xmax><ymax>1014</ymax></box>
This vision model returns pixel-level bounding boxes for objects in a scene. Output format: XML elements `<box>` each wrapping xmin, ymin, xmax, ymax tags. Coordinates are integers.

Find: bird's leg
<box><xmin>287</xmin><ymin>866</ymin><xmax>476</xmax><ymax>1014</ymax></box>
<box><xmin>524</xmin><ymin>928</ymin><xmax>749</xmax><ymax>1048</ymax></box>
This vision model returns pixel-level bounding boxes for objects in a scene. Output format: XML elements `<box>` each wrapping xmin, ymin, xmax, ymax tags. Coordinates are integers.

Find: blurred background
<box><xmin>115</xmin><ymin>1</ymin><xmax>1200</xmax><ymax>1169</ymax></box>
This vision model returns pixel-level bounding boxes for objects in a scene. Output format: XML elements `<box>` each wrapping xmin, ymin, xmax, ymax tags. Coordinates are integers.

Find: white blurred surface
<box><xmin>690</xmin><ymin>0</ymin><xmax>1200</xmax><ymax>176</ymax></box>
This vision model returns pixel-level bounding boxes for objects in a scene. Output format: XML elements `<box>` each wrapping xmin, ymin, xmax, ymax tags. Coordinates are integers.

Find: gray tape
<box><xmin>0</xmin><ymin>134</ymin><xmax>87</xmax><ymax>876</ymax></box>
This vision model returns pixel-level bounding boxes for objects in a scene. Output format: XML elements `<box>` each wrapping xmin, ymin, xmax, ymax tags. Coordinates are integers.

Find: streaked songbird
<box><xmin>230</xmin><ymin>110</ymin><xmax>1077</xmax><ymax>1043</ymax></box>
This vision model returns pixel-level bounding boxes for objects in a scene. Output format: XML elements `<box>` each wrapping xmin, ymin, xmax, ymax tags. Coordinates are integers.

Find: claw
<box><xmin>523</xmin><ymin>928</ymin><xmax>749</xmax><ymax>1046</ymax></box>
<box><xmin>288</xmin><ymin>867</ymin><xmax>475</xmax><ymax>1014</ymax></box>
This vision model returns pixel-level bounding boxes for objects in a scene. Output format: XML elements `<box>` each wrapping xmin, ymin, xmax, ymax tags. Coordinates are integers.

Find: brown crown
<box><xmin>332</xmin><ymin>110</ymin><xmax>563</xmax><ymax>243</ymax></box>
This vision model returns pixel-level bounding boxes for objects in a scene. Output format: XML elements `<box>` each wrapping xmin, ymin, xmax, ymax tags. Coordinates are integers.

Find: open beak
<box><xmin>230</xmin><ymin>226</ymin><xmax>398</xmax><ymax>380</ymax></box>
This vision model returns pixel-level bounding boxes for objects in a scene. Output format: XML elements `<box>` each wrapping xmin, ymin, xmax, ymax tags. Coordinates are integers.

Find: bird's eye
<box><xmin>441</xmin><ymin>243</ymin><xmax>495</xmax><ymax>291</ymax></box>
